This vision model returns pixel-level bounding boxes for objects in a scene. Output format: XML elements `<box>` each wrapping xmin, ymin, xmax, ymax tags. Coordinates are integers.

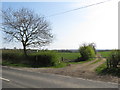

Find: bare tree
<box><xmin>2</xmin><ymin>8</ymin><xmax>53</xmax><ymax>56</ymax></box>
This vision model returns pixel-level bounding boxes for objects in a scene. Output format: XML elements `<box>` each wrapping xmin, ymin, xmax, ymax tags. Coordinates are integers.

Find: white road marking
<box><xmin>0</xmin><ymin>77</ymin><xmax>10</xmax><ymax>82</ymax></box>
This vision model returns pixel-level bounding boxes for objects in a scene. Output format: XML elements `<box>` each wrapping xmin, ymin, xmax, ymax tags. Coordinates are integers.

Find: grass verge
<box><xmin>95</xmin><ymin>62</ymin><xmax>120</xmax><ymax>77</ymax></box>
<box><xmin>2</xmin><ymin>60</ymin><xmax>67</xmax><ymax>68</ymax></box>
<box><xmin>2</xmin><ymin>61</ymin><xmax>31</xmax><ymax>67</ymax></box>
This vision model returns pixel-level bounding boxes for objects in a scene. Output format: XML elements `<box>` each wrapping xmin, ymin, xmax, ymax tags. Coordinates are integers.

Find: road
<box><xmin>2</xmin><ymin>66</ymin><xmax>119</xmax><ymax>88</ymax></box>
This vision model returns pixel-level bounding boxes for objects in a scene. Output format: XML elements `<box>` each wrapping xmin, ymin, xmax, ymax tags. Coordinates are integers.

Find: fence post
<box><xmin>61</xmin><ymin>57</ymin><xmax>64</xmax><ymax>61</ymax></box>
<box><xmin>106</xmin><ymin>59</ymin><xmax>109</xmax><ymax>68</ymax></box>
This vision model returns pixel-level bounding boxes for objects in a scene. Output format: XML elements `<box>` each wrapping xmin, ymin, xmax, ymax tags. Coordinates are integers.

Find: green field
<box><xmin>3</xmin><ymin>50</ymin><xmax>113</xmax><ymax>60</ymax></box>
<box><xmin>2</xmin><ymin>50</ymin><xmax>80</xmax><ymax>59</ymax></box>
<box><xmin>57</xmin><ymin>52</ymin><xmax>80</xmax><ymax>60</ymax></box>
<box><xmin>98</xmin><ymin>51</ymin><xmax>112</xmax><ymax>58</ymax></box>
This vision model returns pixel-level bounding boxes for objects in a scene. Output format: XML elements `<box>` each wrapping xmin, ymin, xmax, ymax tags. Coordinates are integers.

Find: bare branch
<box><xmin>1</xmin><ymin>8</ymin><xmax>53</xmax><ymax>55</ymax></box>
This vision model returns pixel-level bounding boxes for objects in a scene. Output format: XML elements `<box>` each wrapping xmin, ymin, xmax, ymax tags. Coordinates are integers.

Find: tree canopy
<box><xmin>2</xmin><ymin>8</ymin><xmax>53</xmax><ymax>55</ymax></box>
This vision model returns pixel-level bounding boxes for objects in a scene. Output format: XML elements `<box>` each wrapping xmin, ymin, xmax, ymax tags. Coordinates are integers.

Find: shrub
<box><xmin>2</xmin><ymin>50</ymin><xmax>60</xmax><ymax>67</ymax></box>
<box><xmin>28</xmin><ymin>51</ymin><xmax>60</xmax><ymax>67</ymax></box>
<box><xmin>107</xmin><ymin>50</ymin><xmax>120</xmax><ymax>68</ymax></box>
<box><xmin>2</xmin><ymin>50</ymin><xmax>24</xmax><ymax>63</ymax></box>
<box><xmin>79</xmin><ymin>44</ymin><xmax>96</xmax><ymax>60</ymax></box>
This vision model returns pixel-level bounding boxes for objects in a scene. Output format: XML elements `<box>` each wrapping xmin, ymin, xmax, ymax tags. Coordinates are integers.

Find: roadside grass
<box><xmin>95</xmin><ymin>62</ymin><xmax>107</xmax><ymax>74</ymax></box>
<box><xmin>2</xmin><ymin>61</ymin><xmax>67</xmax><ymax>68</ymax></box>
<box><xmin>2</xmin><ymin>61</ymin><xmax>31</xmax><ymax>67</ymax></box>
<box><xmin>95</xmin><ymin>62</ymin><xmax>120</xmax><ymax>77</ymax></box>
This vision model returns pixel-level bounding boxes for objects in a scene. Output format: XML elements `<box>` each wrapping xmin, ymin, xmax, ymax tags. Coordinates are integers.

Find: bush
<box><xmin>2</xmin><ymin>50</ymin><xmax>24</xmax><ymax>63</ymax></box>
<box><xmin>96</xmin><ymin>62</ymin><xmax>120</xmax><ymax>77</ymax></box>
<box><xmin>79</xmin><ymin>44</ymin><xmax>96</xmax><ymax>60</ymax></box>
<box><xmin>2</xmin><ymin>50</ymin><xmax>60</xmax><ymax>67</ymax></box>
<box><xmin>107</xmin><ymin>50</ymin><xmax>120</xmax><ymax>68</ymax></box>
<box><xmin>27</xmin><ymin>51</ymin><xmax>60</xmax><ymax>67</ymax></box>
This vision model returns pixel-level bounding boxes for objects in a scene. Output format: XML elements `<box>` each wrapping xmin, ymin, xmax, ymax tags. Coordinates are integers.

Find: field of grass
<box><xmin>57</xmin><ymin>52</ymin><xmax>80</xmax><ymax>60</ymax></box>
<box><xmin>2</xmin><ymin>50</ymin><xmax>80</xmax><ymax>59</ymax></box>
<box><xmin>98</xmin><ymin>51</ymin><xmax>112</xmax><ymax>58</ymax></box>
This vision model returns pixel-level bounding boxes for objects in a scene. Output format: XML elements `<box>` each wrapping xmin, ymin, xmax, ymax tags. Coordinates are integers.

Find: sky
<box><xmin>1</xmin><ymin>0</ymin><xmax>119</xmax><ymax>50</ymax></box>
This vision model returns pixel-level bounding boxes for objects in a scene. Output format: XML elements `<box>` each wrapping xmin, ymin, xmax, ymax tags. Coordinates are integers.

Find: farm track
<box><xmin>68</xmin><ymin>58</ymin><xmax>103</xmax><ymax>72</ymax></box>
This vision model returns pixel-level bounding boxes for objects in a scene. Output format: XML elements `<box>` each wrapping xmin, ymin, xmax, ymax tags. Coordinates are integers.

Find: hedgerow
<box><xmin>2</xmin><ymin>50</ymin><xmax>60</xmax><ymax>67</ymax></box>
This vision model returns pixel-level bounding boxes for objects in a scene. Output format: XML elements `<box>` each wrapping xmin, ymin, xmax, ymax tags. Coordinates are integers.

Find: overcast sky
<box><xmin>1</xmin><ymin>0</ymin><xmax>119</xmax><ymax>50</ymax></box>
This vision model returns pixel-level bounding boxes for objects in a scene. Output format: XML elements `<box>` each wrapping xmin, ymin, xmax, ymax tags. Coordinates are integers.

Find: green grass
<box><xmin>98</xmin><ymin>51</ymin><xmax>112</xmax><ymax>58</ymax></box>
<box><xmin>57</xmin><ymin>52</ymin><xmax>80</xmax><ymax>60</ymax></box>
<box><xmin>95</xmin><ymin>62</ymin><xmax>107</xmax><ymax>74</ymax></box>
<box><xmin>2</xmin><ymin>60</ymin><xmax>67</xmax><ymax>68</ymax></box>
<box><xmin>2</xmin><ymin>61</ymin><xmax>31</xmax><ymax>67</ymax></box>
<box><xmin>95</xmin><ymin>62</ymin><xmax>120</xmax><ymax>77</ymax></box>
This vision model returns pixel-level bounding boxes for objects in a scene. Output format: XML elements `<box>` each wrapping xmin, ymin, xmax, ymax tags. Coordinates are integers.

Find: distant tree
<box><xmin>2</xmin><ymin>8</ymin><xmax>53</xmax><ymax>56</ymax></box>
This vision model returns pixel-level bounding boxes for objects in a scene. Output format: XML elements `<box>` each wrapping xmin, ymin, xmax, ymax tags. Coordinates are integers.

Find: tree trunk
<box><xmin>23</xmin><ymin>44</ymin><xmax>27</xmax><ymax>57</ymax></box>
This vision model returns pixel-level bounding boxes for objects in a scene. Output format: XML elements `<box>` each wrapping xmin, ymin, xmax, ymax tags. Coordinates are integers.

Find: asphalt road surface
<box><xmin>2</xmin><ymin>66</ymin><xmax>119</xmax><ymax>88</ymax></box>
